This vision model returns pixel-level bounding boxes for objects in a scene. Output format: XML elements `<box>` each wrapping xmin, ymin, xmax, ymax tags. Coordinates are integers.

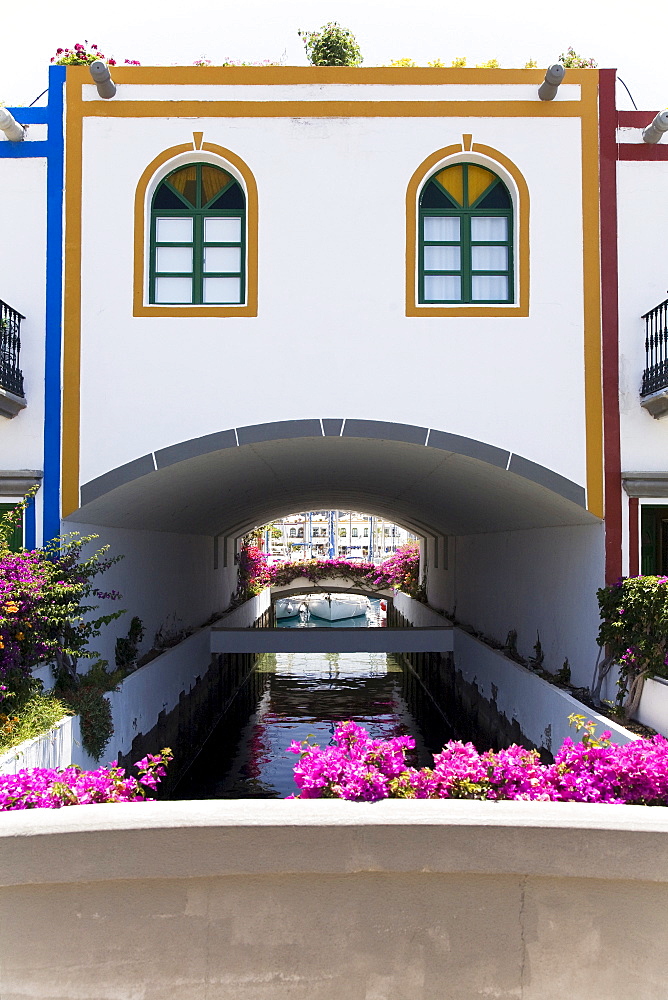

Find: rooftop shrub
<box><xmin>298</xmin><ymin>23</ymin><xmax>362</xmax><ymax>67</ymax></box>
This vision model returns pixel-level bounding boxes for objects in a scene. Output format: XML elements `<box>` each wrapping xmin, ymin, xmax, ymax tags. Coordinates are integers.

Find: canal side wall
<box><xmin>64</xmin><ymin>522</ymin><xmax>240</xmax><ymax>671</ymax></box>
<box><xmin>0</xmin><ymin>714</ymin><xmax>91</xmax><ymax>776</ymax></box>
<box><xmin>3</xmin><ymin>799</ymin><xmax>668</xmax><ymax>999</ymax></box>
<box><xmin>393</xmin><ymin>593</ymin><xmax>636</xmax><ymax>754</ymax></box>
<box><xmin>108</xmin><ymin>594</ymin><xmax>271</xmax><ymax>788</ymax></box>
<box><xmin>424</xmin><ymin>523</ymin><xmax>605</xmax><ymax>691</ymax></box>
<box><xmin>0</xmin><ymin>594</ymin><xmax>271</xmax><ymax>780</ymax></box>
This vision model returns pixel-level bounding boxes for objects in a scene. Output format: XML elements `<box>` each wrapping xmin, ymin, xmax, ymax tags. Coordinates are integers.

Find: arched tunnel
<box><xmin>67</xmin><ymin>418</ymin><xmax>602</xmax><ymax>686</ymax></box>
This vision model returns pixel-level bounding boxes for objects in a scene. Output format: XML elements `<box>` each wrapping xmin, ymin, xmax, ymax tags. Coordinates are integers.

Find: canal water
<box><xmin>173</xmin><ymin>597</ymin><xmax>454</xmax><ymax>800</ymax></box>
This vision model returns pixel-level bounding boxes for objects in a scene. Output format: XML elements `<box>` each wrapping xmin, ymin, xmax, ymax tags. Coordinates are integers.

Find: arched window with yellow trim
<box><xmin>419</xmin><ymin>163</ymin><xmax>513</xmax><ymax>304</ymax></box>
<box><xmin>150</xmin><ymin>162</ymin><xmax>246</xmax><ymax>305</ymax></box>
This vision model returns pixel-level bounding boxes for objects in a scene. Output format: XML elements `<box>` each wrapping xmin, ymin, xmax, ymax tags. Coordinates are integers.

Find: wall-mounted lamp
<box><xmin>538</xmin><ymin>64</ymin><xmax>566</xmax><ymax>101</ymax></box>
<box><xmin>0</xmin><ymin>108</ymin><xmax>25</xmax><ymax>142</ymax></box>
<box><xmin>89</xmin><ymin>60</ymin><xmax>117</xmax><ymax>99</ymax></box>
<box><xmin>642</xmin><ymin>110</ymin><xmax>668</xmax><ymax>144</ymax></box>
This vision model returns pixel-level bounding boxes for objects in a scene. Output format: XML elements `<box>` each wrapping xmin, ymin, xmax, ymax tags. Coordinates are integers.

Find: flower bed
<box><xmin>0</xmin><ymin>749</ymin><xmax>172</xmax><ymax>811</ymax></box>
<box><xmin>288</xmin><ymin>719</ymin><xmax>668</xmax><ymax>805</ymax></box>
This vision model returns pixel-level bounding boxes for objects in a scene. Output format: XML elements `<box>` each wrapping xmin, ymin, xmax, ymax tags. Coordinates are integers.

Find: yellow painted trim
<box><xmin>70</xmin><ymin>65</ymin><xmax>595</xmax><ymax>86</ymax></box>
<box><xmin>405</xmin><ymin>143</ymin><xmax>530</xmax><ymax>318</ymax></box>
<box><xmin>193</xmin><ymin>131</ymin><xmax>203</xmax><ymax>150</ymax></box>
<box><xmin>70</xmin><ymin>99</ymin><xmax>585</xmax><ymax>120</ymax></box>
<box><xmin>462</xmin><ymin>133</ymin><xmax>473</xmax><ymax>151</ymax></box>
<box><xmin>132</xmin><ymin>142</ymin><xmax>259</xmax><ymax>318</ymax></box>
<box><xmin>579</xmin><ymin>73</ymin><xmax>604</xmax><ymax>518</ymax></box>
<box><xmin>62</xmin><ymin>76</ymin><xmax>83</xmax><ymax>518</ymax></box>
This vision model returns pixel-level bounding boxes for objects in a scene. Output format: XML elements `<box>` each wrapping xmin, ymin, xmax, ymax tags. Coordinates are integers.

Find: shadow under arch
<box><xmin>71</xmin><ymin>418</ymin><xmax>598</xmax><ymax>539</ymax></box>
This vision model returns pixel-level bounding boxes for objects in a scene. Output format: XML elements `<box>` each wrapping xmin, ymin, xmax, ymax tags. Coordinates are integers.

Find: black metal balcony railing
<box><xmin>0</xmin><ymin>299</ymin><xmax>25</xmax><ymax>398</ymax></box>
<box><xmin>642</xmin><ymin>297</ymin><xmax>668</xmax><ymax>397</ymax></box>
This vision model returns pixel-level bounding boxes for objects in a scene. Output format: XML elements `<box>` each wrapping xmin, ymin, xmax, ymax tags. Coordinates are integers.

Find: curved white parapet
<box><xmin>2</xmin><ymin>799</ymin><xmax>668</xmax><ymax>997</ymax></box>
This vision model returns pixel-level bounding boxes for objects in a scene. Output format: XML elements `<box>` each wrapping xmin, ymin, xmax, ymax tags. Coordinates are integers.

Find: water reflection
<box><xmin>174</xmin><ymin>649</ymin><xmax>453</xmax><ymax>800</ymax></box>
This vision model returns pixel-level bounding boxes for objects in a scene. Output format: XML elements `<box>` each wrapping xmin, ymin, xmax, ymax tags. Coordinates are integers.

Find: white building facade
<box><xmin>0</xmin><ymin>64</ymin><xmax>662</xmax><ymax>686</ymax></box>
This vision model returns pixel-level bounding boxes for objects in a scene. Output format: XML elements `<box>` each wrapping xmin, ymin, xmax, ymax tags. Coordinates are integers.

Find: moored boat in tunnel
<box><xmin>305</xmin><ymin>593</ymin><xmax>370</xmax><ymax>621</ymax></box>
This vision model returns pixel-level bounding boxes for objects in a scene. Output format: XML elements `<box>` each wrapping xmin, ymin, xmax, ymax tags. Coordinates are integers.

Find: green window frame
<box><xmin>0</xmin><ymin>504</ymin><xmax>23</xmax><ymax>553</ymax></box>
<box><xmin>641</xmin><ymin>505</ymin><xmax>668</xmax><ymax>575</ymax></box>
<box><xmin>150</xmin><ymin>163</ymin><xmax>246</xmax><ymax>306</ymax></box>
<box><xmin>418</xmin><ymin>162</ymin><xmax>514</xmax><ymax>305</ymax></box>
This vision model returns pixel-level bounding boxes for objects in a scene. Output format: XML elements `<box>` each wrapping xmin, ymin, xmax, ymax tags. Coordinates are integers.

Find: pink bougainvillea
<box><xmin>288</xmin><ymin>720</ymin><xmax>668</xmax><ymax>805</ymax></box>
<box><xmin>0</xmin><ymin>749</ymin><xmax>172</xmax><ymax>811</ymax></box>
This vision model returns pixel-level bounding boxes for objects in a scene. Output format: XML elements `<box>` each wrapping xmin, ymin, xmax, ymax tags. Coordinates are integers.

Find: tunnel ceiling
<box><xmin>70</xmin><ymin>419</ymin><xmax>599</xmax><ymax>538</ymax></box>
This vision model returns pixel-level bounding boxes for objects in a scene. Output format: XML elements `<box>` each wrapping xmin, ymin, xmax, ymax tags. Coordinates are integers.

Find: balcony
<box><xmin>0</xmin><ymin>299</ymin><xmax>26</xmax><ymax>418</ymax></box>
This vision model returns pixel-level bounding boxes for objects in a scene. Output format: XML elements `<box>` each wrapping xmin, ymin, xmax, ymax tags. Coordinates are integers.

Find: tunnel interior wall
<box><xmin>425</xmin><ymin>522</ymin><xmax>605</xmax><ymax>689</ymax></box>
<box><xmin>65</xmin><ymin>521</ymin><xmax>238</xmax><ymax>671</ymax></box>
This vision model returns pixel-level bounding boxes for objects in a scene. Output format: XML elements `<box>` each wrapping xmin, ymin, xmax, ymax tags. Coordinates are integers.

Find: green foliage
<box><xmin>524</xmin><ymin>58</ymin><xmax>538</xmax><ymax>69</ymax></box>
<box><xmin>450</xmin><ymin>57</ymin><xmax>467</xmax><ymax>67</ymax></box>
<box><xmin>298</xmin><ymin>23</ymin><xmax>362</xmax><ymax>67</ymax></box>
<box><xmin>115</xmin><ymin>616</ymin><xmax>144</xmax><ymax>673</ymax></box>
<box><xmin>0</xmin><ymin>682</ymin><xmax>72</xmax><ymax>756</ymax></box>
<box><xmin>597</xmin><ymin>575</ymin><xmax>668</xmax><ymax>716</ymax></box>
<box><xmin>555</xmin><ymin>659</ymin><xmax>571</xmax><ymax>685</ymax></box>
<box><xmin>388</xmin><ymin>58</ymin><xmax>417</xmax><ymax>67</ymax></box>
<box><xmin>559</xmin><ymin>46</ymin><xmax>597</xmax><ymax>68</ymax></box>
<box><xmin>63</xmin><ymin>683</ymin><xmax>114</xmax><ymax>761</ymax></box>
<box><xmin>476</xmin><ymin>58</ymin><xmax>500</xmax><ymax>68</ymax></box>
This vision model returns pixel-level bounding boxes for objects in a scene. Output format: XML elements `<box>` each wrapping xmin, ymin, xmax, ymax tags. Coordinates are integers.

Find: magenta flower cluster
<box><xmin>51</xmin><ymin>42</ymin><xmax>140</xmax><ymax>66</ymax></box>
<box><xmin>0</xmin><ymin>550</ymin><xmax>52</xmax><ymax>682</ymax></box>
<box><xmin>0</xmin><ymin>749</ymin><xmax>172</xmax><ymax>811</ymax></box>
<box><xmin>288</xmin><ymin>721</ymin><xmax>668</xmax><ymax>805</ymax></box>
<box><xmin>265</xmin><ymin>541</ymin><xmax>421</xmax><ymax>597</ymax></box>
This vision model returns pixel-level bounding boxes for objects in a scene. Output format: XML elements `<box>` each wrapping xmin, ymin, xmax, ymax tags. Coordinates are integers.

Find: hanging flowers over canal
<box><xmin>235</xmin><ymin>541</ymin><xmax>423</xmax><ymax>604</ymax></box>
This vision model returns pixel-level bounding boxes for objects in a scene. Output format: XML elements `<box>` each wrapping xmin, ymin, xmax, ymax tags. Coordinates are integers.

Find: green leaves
<box><xmin>597</xmin><ymin>575</ymin><xmax>668</xmax><ymax>711</ymax></box>
<box><xmin>298</xmin><ymin>23</ymin><xmax>363</xmax><ymax>67</ymax></box>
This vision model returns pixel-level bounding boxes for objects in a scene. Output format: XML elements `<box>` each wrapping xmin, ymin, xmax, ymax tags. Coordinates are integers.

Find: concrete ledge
<box><xmin>3</xmin><ymin>798</ymin><xmax>668</xmax><ymax>886</ymax></box>
<box><xmin>211</xmin><ymin>626</ymin><xmax>454</xmax><ymax>653</ymax></box>
<box><xmin>0</xmin><ymin>386</ymin><xmax>26</xmax><ymax>418</ymax></box>
<box><xmin>641</xmin><ymin>387</ymin><xmax>668</xmax><ymax>419</ymax></box>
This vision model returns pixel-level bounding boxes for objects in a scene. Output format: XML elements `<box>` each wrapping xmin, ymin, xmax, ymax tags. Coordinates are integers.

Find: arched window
<box><xmin>419</xmin><ymin>163</ymin><xmax>512</xmax><ymax>304</ymax></box>
<box><xmin>289</xmin><ymin>528</ymin><xmax>296</xmax><ymax>537</ymax></box>
<box><xmin>150</xmin><ymin>163</ymin><xmax>245</xmax><ymax>305</ymax></box>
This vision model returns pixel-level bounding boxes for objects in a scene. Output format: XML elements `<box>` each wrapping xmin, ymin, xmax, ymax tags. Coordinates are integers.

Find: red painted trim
<box><xmin>617</xmin><ymin>110</ymin><xmax>660</xmax><ymax>127</ymax></box>
<box><xmin>618</xmin><ymin>143</ymin><xmax>668</xmax><ymax>160</ymax></box>
<box><xmin>599</xmin><ymin>69</ymin><xmax>623</xmax><ymax>585</ymax></box>
<box><xmin>629</xmin><ymin>497</ymin><xmax>640</xmax><ymax>577</ymax></box>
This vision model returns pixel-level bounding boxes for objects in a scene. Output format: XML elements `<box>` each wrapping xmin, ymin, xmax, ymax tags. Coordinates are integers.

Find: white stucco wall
<box><xmin>65</xmin><ymin>522</ymin><xmax>238</xmax><ymax>669</ymax></box>
<box><xmin>617</xmin><ymin>160</ymin><xmax>668</xmax><ymax>475</ymax></box>
<box><xmin>76</xmin><ymin>79</ymin><xmax>589</xmax><ymax>494</ymax></box>
<box><xmin>0</xmin><ymin>714</ymin><xmax>94</xmax><ymax>775</ymax></box>
<box><xmin>425</xmin><ymin>522</ymin><xmax>604</xmax><ymax>688</ymax></box>
<box><xmin>0</xmin><ymin>155</ymin><xmax>46</xmax><ymax>474</ymax></box>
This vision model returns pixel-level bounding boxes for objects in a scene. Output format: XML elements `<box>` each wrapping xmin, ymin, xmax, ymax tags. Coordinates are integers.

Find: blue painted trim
<box><xmin>6</xmin><ymin>107</ymin><xmax>49</xmax><ymax>125</ymax></box>
<box><xmin>24</xmin><ymin>496</ymin><xmax>36</xmax><ymax>549</ymax></box>
<box><xmin>0</xmin><ymin>141</ymin><xmax>48</xmax><ymax>158</ymax></box>
<box><xmin>42</xmin><ymin>65</ymin><xmax>66</xmax><ymax>543</ymax></box>
<box><xmin>3</xmin><ymin>72</ymin><xmax>65</xmax><ymax>543</ymax></box>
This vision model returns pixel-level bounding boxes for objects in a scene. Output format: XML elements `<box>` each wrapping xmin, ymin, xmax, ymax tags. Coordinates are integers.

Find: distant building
<box><xmin>262</xmin><ymin>511</ymin><xmax>415</xmax><ymax>561</ymax></box>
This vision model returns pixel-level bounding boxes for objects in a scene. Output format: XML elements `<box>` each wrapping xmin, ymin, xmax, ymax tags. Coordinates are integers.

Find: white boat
<box><xmin>305</xmin><ymin>593</ymin><xmax>370</xmax><ymax>621</ymax></box>
<box><xmin>275</xmin><ymin>598</ymin><xmax>302</xmax><ymax>620</ymax></box>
